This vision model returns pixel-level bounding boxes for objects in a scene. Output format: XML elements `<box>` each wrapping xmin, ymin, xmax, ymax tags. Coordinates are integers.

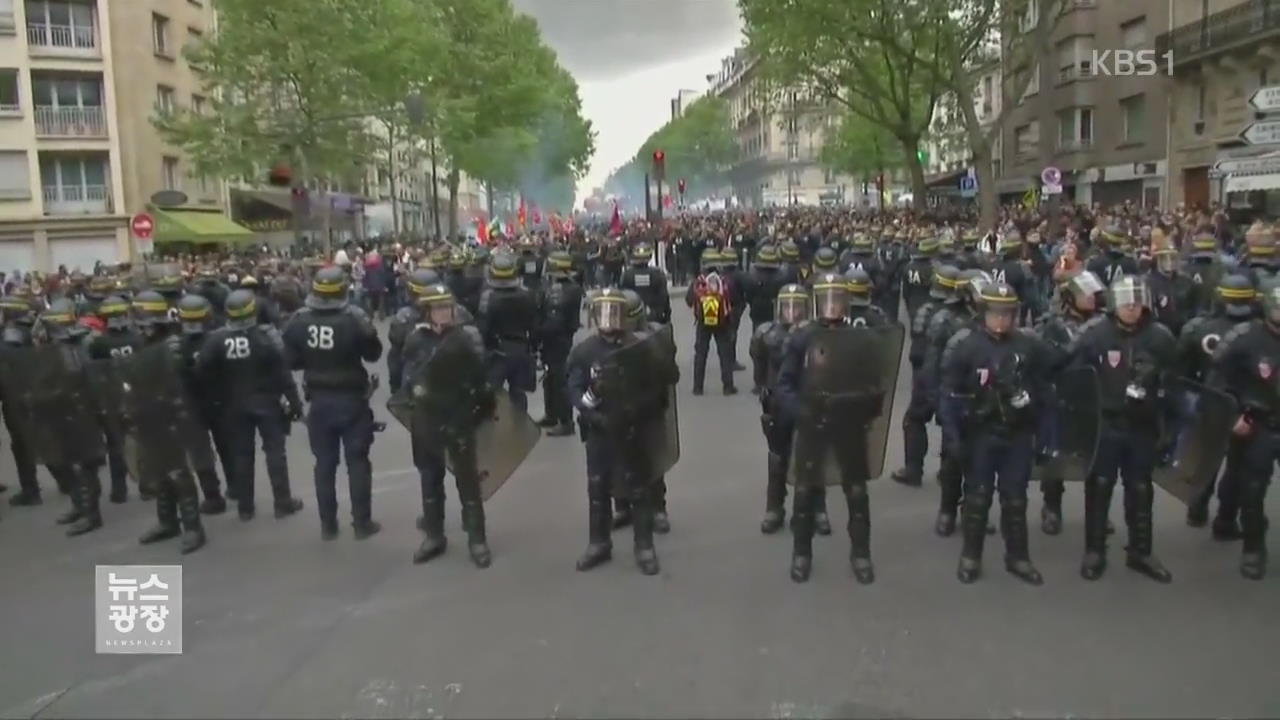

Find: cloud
<box><xmin>511</xmin><ymin>0</ymin><xmax>741</xmax><ymax>82</ymax></box>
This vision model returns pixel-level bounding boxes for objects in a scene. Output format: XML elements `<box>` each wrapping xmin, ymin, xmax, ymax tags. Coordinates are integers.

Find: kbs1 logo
<box><xmin>1091</xmin><ymin>49</ymin><xmax>1174</xmax><ymax>77</ymax></box>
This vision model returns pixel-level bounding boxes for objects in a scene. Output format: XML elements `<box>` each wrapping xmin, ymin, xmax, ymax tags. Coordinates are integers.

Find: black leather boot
<box><xmin>67</xmin><ymin>471</ymin><xmax>102</xmax><ymax>537</ymax></box>
<box><xmin>790</xmin><ymin>488</ymin><xmax>814</xmax><ymax>583</ymax></box>
<box><xmin>652</xmin><ymin>478</ymin><xmax>670</xmax><ymax>534</ymax></box>
<box><xmin>546</xmin><ymin>421</ymin><xmax>575</xmax><ymax>437</ymax></box>
<box><xmin>1080</xmin><ymin>477</ymin><xmax>1111</xmax><ymax>580</ymax></box>
<box><xmin>463</xmin><ymin>502</ymin><xmax>491</xmax><ymax>568</ymax></box>
<box><xmin>177</xmin><ymin>491</ymin><xmax>206</xmax><ymax>554</ymax></box>
<box><xmin>353</xmin><ymin>519</ymin><xmax>382</xmax><ymax>540</ymax></box>
<box><xmin>413</xmin><ymin>496</ymin><xmax>447</xmax><ymax>563</ymax></box>
<box><xmin>956</xmin><ymin>490</ymin><xmax>989</xmax><ymax>584</ymax></box>
<box><xmin>846</xmin><ymin>483</ymin><xmax>874</xmax><ymax>584</ymax></box>
<box><xmin>1124</xmin><ymin>481</ymin><xmax>1172</xmax><ymax>583</ymax></box>
<box><xmin>632</xmin><ymin>498</ymin><xmax>659</xmax><ymax>575</ymax></box>
<box><xmin>196</xmin><ymin>469</ymin><xmax>226</xmax><ymax>515</ymax></box>
<box><xmin>1040</xmin><ymin>478</ymin><xmax>1064</xmax><ymax>536</ymax></box>
<box><xmin>814</xmin><ymin>486</ymin><xmax>831</xmax><ymax>535</ymax></box>
<box><xmin>139</xmin><ymin>485</ymin><xmax>181</xmax><ymax>545</ymax></box>
<box><xmin>890</xmin><ymin>467</ymin><xmax>922</xmax><ymax>488</ymax></box>
<box><xmin>1239</xmin><ymin>478</ymin><xmax>1268</xmax><ymax>580</ymax></box>
<box><xmin>9</xmin><ymin>490</ymin><xmax>41</xmax><ymax>507</ymax></box>
<box><xmin>935</xmin><ymin>510</ymin><xmax>957</xmax><ymax>537</ymax></box>
<box><xmin>1002</xmin><ymin>498</ymin><xmax>1043</xmax><ymax>585</ymax></box>
<box><xmin>1211</xmin><ymin>514</ymin><xmax>1243</xmax><ymax>541</ymax></box>
<box><xmin>576</xmin><ymin>499</ymin><xmax>613</xmax><ymax>571</ymax></box>
<box><xmin>55</xmin><ymin>479</ymin><xmax>81</xmax><ymax>524</ymax></box>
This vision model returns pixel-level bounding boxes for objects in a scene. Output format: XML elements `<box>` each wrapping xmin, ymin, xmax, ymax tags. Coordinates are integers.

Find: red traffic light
<box><xmin>653</xmin><ymin>150</ymin><xmax>664</xmax><ymax>162</ymax></box>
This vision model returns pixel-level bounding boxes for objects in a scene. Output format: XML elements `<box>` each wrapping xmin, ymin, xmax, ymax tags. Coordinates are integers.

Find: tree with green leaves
<box><xmin>820</xmin><ymin>110</ymin><xmax>906</xmax><ymax>206</ymax></box>
<box><xmin>739</xmin><ymin>0</ymin><xmax>943</xmax><ymax>209</ymax></box>
<box><xmin>604</xmin><ymin>96</ymin><xmax>736</xmax><ymax>207</ymax></box>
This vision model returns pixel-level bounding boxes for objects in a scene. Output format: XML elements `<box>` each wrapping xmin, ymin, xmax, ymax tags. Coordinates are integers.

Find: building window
<box><xmin>824</xmin><ymin>167</ymin><xmax>836</xmax><ymax>185</ymax></box>
<box><xmin>40</xmin><ymin>154</ymin><xmax>107</xmax><ymax>203</ymax></box>
<box><xmin>1121</xmin><ymin>17</ymin><xmax>1148</xmax><ymax>49</ymax></box>
<box><xmin>33</xmin><ymin>76</ymin><xmax>101</xmax><ymax>109</ymax></box>
<box><xmin>0</xmin><ymin>0</ymin><xmax>14</xmax><ymax>33</ymax></box>
<box><xmin>1057</xmin><ymin>35</ymin><xmax>1095</xmax><ymax>81</ymax></box>
<box><xmin>0</xmin><ymin>151</ymin><xmax>30</xmax><ymax>199</ymax></box>
<box><xmin>1194</xmin><ymin>81</ymin><xmax>1206</xmax><ymax>121</ymax></box>
<box><xmin>191</xmin><ymin>93</ymin><xmax>206</xmax><ymax>114</ymax></box>
<box><xmin>151</xmin><ymin>12</ymin><xmax>170</xmax><ymax>56</ymax></box>
<box><xmin>155</xmin><ymin>84</ymin><xmax>175</xmax><ymax>115</ymax></box>
<box><xmin>162</xmin><ymin>156</ymin><xmax>179</xmax><ymax>190</ymax></box>
<box><xmin>1022</xmin><ymin>63</ymin><xmax>1040</xmax><ymax>99</ymax></box>
<box><xmin>186</xmin><ymin>26</ymin><xmax>202</xmax><ymax>52</ymax></box>
<box><xmin>26</xmin><ymin>0</ymin><xmax>97</xmax><ymax>50</ymax></box>
<box><xmin>0</xmin><ymin>69</ymin><xmax>18</xmax><ymax>112</ymax></box>
<box><xmin>1121</xmin><ymin>93</ymin><xmax>1146</xmax><ymax>142</ymax></box>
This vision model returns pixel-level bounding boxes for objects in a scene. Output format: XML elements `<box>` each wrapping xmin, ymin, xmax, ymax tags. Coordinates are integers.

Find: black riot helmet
<box><xmin>931</xmin><ymin>265</ymin><xmax>962</xmax><ymax>304</ymax></box>
<box><xmin>959</xmin><ymin>269</ymin><xmax>993</xmax><ymax>312</ymax></box>
<box><xmin>406</xmin><ymin>268</ymin><xmax>443</xmax><ymax>301</ymax></box>
<box><xmin>97</xmin><ymin>295</ymin><xmax>132</xmax><ymax>331</ymax></box>
<box><xmin>630</xmin><ymin>244</ymin><xmax>653</xmax><ymax>267</ymax></box>
<box><xmin>0</xmin><ymin>294</ymin><xmax>33</xmax><ymax>327</ymax></box>
<box><xmin>914</xmin><ymin>235</ymin><xmax>939</xmax><ymax>261</ymax></box>
<box><xmin>86</xmin><ymin>275</ymin><xmax>116</xmax><ymax>302</ymax></box>
<box><xmin>754</xmin><ymin>244</ymin><xmax>780</xmax><ymax>268</ymax></box>
<box><xmin>1260</xmin><ymin>279</ymin><xmax>1280</xmax><ymax>327</ymax></box>
<box><xmin>588</xmin><ymin>287</ymin><xmax>628</xmax><ymax>338</ymax></box>
<box><xmin>1217</xmin><ymin>274</ymin><xmax>1257</xmax><ymax>320</ymax></box>
<box><xmin>417</xmin><ymin>283</ymin><xmax>458</xmax><ymax>328</ymax></box>
<box><xmin>486</xmin><ymin>251</ymin><xmax>521</xmax><ymax>289</ymax></box>
<box><xmin>132</xmin><ymin>290</ymin><xmax>172</xmax><ymax>329</ymax></box>
<box><xmin>812</xmin><ymin>272</ymin><xmax>849</xmax><ymax>323</ymax></box>
<box><xmin>177</xmin><ymin>293</ymin><xmax>213</xmax><ymax>336</ymax></box>
<box><xmin>978</xmin><ymin>281</ymin><xmax>1019</xmax><ymax>336</ymax></box>
<box><xmin>844</xmin><ymin>267</ymin><xmax>874</xmax><ymax>307</ymax></box>
<box><xmin>621</xmin><ymin>288</ymin><xmax>647</xmax><ymax>331</ymax></box>
<box><xmin>307</xmin><ymin>265</ymin><xmax>349</xmax><ymax>310</ymax></box>
<box><xmin>1107</xmin><ymin>275</ymin><xmax>1150</xmax><ymax>327</ymax></box>
<box><xmin>40</xmin><ymin>298</ymin><xmax>81</xmax><ymax>342</ymax></box>
<box><xmin>1061</xmin><ymin>270</ymin><xmax>1105</xmax><ymax>316</ymax></box>
<box><xmin>998</xmin><ymin>230</ymin><xmax>1023</xmax><ymax>258</ymax></box>
<box><xmin>545</xmin><ymin>250</ymin><xmax>574</xmax><ymax>279</ymax></box>
<box><xmin>813</xmin><ymin>247</ymin><xmax>839</xmax><ymax>271</ymax></box>
<box><xmin>151</xmin><ymin>268</ymin><xmax>184</xmax><ymax>300</ymax></box>
<box><xmin>779</xmin><ymin>241</ymin><xmax>800</xmax><ymax>263</ymax></box>
<box><xmin>224</xmin><ymin>289</ymin><xmax>258</xmax><ymax>331</ymax></box>
<box><xmin>775</xmin><ymin>283</ymin><xmax>810</xmax><ymax>325</ymax></box>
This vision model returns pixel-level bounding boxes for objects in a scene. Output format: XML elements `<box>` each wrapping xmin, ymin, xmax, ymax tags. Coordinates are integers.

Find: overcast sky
<box><xmin>509</xmin><ymin>0</ymin><xmax>743</xmax><ymax>203</ymax></box>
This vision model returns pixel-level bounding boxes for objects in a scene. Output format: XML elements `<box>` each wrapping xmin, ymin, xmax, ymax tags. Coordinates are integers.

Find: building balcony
<box><xmin>34</xmin><ymin>105</ymin><xmax>106</xmax><ymax>138</ymax></box>
<box><xmin>42</xmin><ymin>183</ymin><xmax>110</xmax><ymax>215</ymax></box>
<box><xmin>27</xmin><ymin>22</ymin><xmax>98</xmax><ymax>57</ymax></box>
<box><xmin>1158</xmin><ymin>0</ymin><xmax>1280</xmax><ymax>69</ymax></box>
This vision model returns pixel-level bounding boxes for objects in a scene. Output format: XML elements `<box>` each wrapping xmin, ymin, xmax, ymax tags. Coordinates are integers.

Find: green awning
<box><xmin>152</xmin><ymin>208</ymin><xmax>255</xmax><ymax>245</ymax></box>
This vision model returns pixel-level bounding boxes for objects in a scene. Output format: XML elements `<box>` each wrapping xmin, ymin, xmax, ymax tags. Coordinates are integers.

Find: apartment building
<box><xmin>0</xmin><ymin>0</ymin><xmax>130</xmax><ymax>274</ymax></box>
<box><xmin>707</xmin><ymin>48</ymin><xmax>865</xmax><ymax>207</ymax></box>
<box><xmin>996</xmin><ymin>0</ymin><xmax>1170</xmax><ymax>208</ymax></box>
<box><xmin>670</xmin><ymin>88</ymin><xmax>700</xmax><ymax>121</ymax></box>
<box><xmin>1160</xmin><ymin>0</ymin><xmax>1280</xmax><ymax>215</ymax></box>
<box><xmin>923</xmin><ymin>63</ymin><xmax>1004</xmax><ymax>200</ymax></box>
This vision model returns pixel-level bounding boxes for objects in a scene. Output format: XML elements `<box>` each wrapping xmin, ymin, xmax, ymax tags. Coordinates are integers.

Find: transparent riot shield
<box><xmin>788</xmin><ymin>324</ymin><xmax>905</xmax><ymax>486</ymax></box>
<box><xmin>1154</xmin><ymin>378</ymin><xmax>1238</xmax><ymax>505</ymax></box>
<box><xmin>3</xmin><ymin>344</ymin><xmax>104</xmax><ymax>465</ymax></box>
<box><xmin>1033</xmin><ymin>366</ymin><xmax>1102</xmax><ymax>484</ymax></box>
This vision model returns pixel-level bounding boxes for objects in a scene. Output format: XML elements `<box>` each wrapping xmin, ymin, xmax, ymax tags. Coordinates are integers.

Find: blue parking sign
<box><xmin>959</xmin><ymin>176</ymin><xmax>977</xmax><ymax>197</ymax></box>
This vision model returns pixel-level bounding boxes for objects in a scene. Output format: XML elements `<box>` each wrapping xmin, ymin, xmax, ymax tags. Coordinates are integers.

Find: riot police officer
<box><xmin>40</xmin><ymin>300</ymin><xmax>106</xmax><ymax>535</ymax></box>
<box><xmin>1069</xmin><ymin>276</ymin><xmax>1177</xmax><ymax>582</ymax></box>
<box><xmin>192</xmin><ymin>266</ymin><xmax>231</xmax><ymax>326</ymax></box>
<box><xmin>173</xmin><ymin>293</ymin><xmax>232</xmax><ymax>513</ymax></box>
<box><xmin>1208</xmin><ymin>282</ymin><xmax>1280</xmax><ymax>579</ymax></box>
<box><xmin>991</xmin><ymin>231</ymin><xmax>1034</xmax><ymax>322</ymax></box>
<box><xmin>750</xmin><ymin>284</ymin><xmax>811</xmax><ymax>533</ymax></box>
<box><xmin>87</xmin><ymin>294</ymin><xmax>143</xmax><ymax>504</ymax></box>
<box><xmin>567</xmin><ymin>289</ymin><xmax>671</xmax><ymax>575</ymax></box>
<box><xmin>283</xmin><ymin>266</ymin><xmax>384</xmax><ymax>539</ymax></box>
<box><xmin>1147</xmin><ymin>243</ymin><xmax>1196</xmax><ymax>338</ymax></box>
<box><xmin>1035</xmin><ymin>270</ymin><xmax>1106</xmax><ymax>535</ymax></box>
<box><xmin>776</xmin><ymin>273</ymin><xmax>891</xmax><ymax>583</ymax></box>
<box><xmin>744</xmin><ymin>243</ymin><xmax>784</xmax><ymax>340</ymax></box>
<box><xmin>400</xmin><ymin>284</ymin><xmax>495</xmax><ymax>568</ymax></box>
<box><xmin>536</xmin><ymin>250</ymin><xmax>583</xmax><ymax>437</ymax></box>
<box><xmin>200</xmin><ymin>290</ymin><xmax>305</xmax><ymax>524</ymax></box>
<box><xmin>477</xmin><ymin>251</ymin><xmax>539</xmax><ymax>413</ymax></box>
<box><xmin>900</xmin><ymin>235</ymin><xmax>937</xmax><ymax>322</ymax></box>
<box><xmin>844</xmin><ymin>268</ymin><xmax>890</xmax><ymax>327</ymax></box>
<box><xmin>388</xmin><ymin>267</ymin><xmax>443</xmax><ymax>395</ymax></box>
<box><xmin>1</xmin><ymin>294</ymin><xmax>40</xmax><ymax>506</ymax></box>
<box><xmin>1086</xmin><ymin>226</ymin><xmax>1139</xmax><ymax>286</ymax></box>
<box><xmin>517</xmin><ymin>238</ymin><xmax>545</xmax><ymax>294</ymax></box>
<box><xmin>1180</xmin><ymin>274</ymin><xmax>1258</xmax><ymax>531</ymax></box>
<box><xmin>893</xmin><ymin>265</ymin><xmax>962</xmax><ymax>488</ymax></box>
<box><xmin>941</xmin><ymin>282</ymin><xmax>1048</xmax><ymax>584</ymax></box>
<box><xmin>619</xmin><ymin>244</ymin><xmax>672</xmax><ymax>324</ymax></box>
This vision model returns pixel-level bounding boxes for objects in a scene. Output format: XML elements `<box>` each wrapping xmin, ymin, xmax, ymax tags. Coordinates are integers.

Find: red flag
<box><xmin>476</xmin><ymin>216</ymin><xmax>488</xmax><ymax>244</ymax></box>
<box><xmin>608</xmin><ymin>202</ymin><xmax>622</xmax><ymax>237</ymax></box>
<box><xmin>532</xmin><ymin>206</ymin><xmax>542</xmax><ymax>225</ymax></box>
<box><xmin>518</xmin><ymin>197</ymin><xmax>527</xmax><ymax>229</ymax></box>
<box><xmin>549</xmin><ymin>212</ymin><xmax>563</xmax><ymax>235</ymax></box>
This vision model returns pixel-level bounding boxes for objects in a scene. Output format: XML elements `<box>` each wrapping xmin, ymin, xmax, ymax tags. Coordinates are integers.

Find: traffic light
<box><xmin>678</xmin><ymin>178</ymin><xmax>686</xmax><ymax>195</ymax></box>
<box><xmin>652</xmin><ymin>150</ymin><xmax>666</xmax><ymax>182</ymax></box>
<box><xmin>916</xmin><ymin>149</ymin><xmax>929</xmax><ymax>165</ymax></box>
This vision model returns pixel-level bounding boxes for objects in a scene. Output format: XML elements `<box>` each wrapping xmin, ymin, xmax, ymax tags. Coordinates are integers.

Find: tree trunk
<box><xmin>388</xmin><ymin>125</ymin><xmax>400</xmax><ymax>236</ymax></box>
<box><xmin>973</xmin><ymin>136</ymin><xmax>998</xmax><ymax>229</ymax></box>
<box><xmin>447</xmin><ymin>167</ymin><xmax>460</xmax><ymax>239</ymax></box>
<box><xmin>900</xmin><ymin>135</ymin><xmax>927</xmax><ymax>211</ymax></box>
<box><xmin>429</xmin><ymin>138</ymin><xmax>441</xmax><ymax>239</ymax></box>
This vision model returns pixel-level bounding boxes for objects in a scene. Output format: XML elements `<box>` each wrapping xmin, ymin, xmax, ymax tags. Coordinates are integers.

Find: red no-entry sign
<box><xmin>130</xmin><ymin>213</ymin><xmax>155</xmax><ymax>240</ymax></box>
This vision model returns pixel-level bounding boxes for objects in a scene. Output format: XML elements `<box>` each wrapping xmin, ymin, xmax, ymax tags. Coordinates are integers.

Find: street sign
<box><xmin>130</xmin><ymin>213</ymin><xmax>155</xmax><ymax>240</ymax></box>
<box><xmin>150</xmin><ymin>190</ymin><xmax>188</xmax><ymax>207</ymax></box>
<box><xmin>1240</xmin><ymin>120</ymin><xmax>1280</xmax><ymax>145</ymax></box>
<box><xmin>959</xmin><ymin>175</ymin><xmax>978</xmax><ymax>198</ymax></box>
<box><xmin>1249</xmin><ymin>86</ymin><xmax>1280</xmax><ymax>112</ymax></box>
<box><xmin>1041</xmin><ymin>166</ymin><xmax>1062</xmax><ymax>186</ymax></box>
<box><xmin>1214</xmin><ymin>156</ymin><xmax>1280</xmax><ymax>174</ymax></box>
<box><xmin>1043</xmin><ymin>183</ymin><xmax>1063</xmax><ymax>195</ymax></box>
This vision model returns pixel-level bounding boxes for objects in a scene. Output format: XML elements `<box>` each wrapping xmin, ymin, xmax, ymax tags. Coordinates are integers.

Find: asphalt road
<box><xmin>0</xmin><ymin>298</ymin><xmax>1276</xmax><ymax>719</ymax></box>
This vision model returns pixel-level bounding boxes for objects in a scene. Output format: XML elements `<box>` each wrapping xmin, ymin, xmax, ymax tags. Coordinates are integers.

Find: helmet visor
<box><xmin>776</xmin><ymin>295</ymin><xmax>808</xmax><ymax>324</ymax></box>
<box><xmin>1155</xmin><ymin>252</ymin><xmax>1178</xmax><ymax>274</ymax></box>
<box><xmin>426</xmin><ymin>299</ymin><xmax>456</xmax><ymax>327</ymax></box>
<box><xmin>591</xmin><ymin>299</ymin><xmax>626</xmax><ymax>332</ymax></box>
<box><xmin>813</xmin><ymin>285</ymin><xmax>848</xmax><ymax>321</ymax></box>
<box><xmin>1109</xmin><ymin>278</ymin><xmax>1150</xmax><ymax>310</ymax></box>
